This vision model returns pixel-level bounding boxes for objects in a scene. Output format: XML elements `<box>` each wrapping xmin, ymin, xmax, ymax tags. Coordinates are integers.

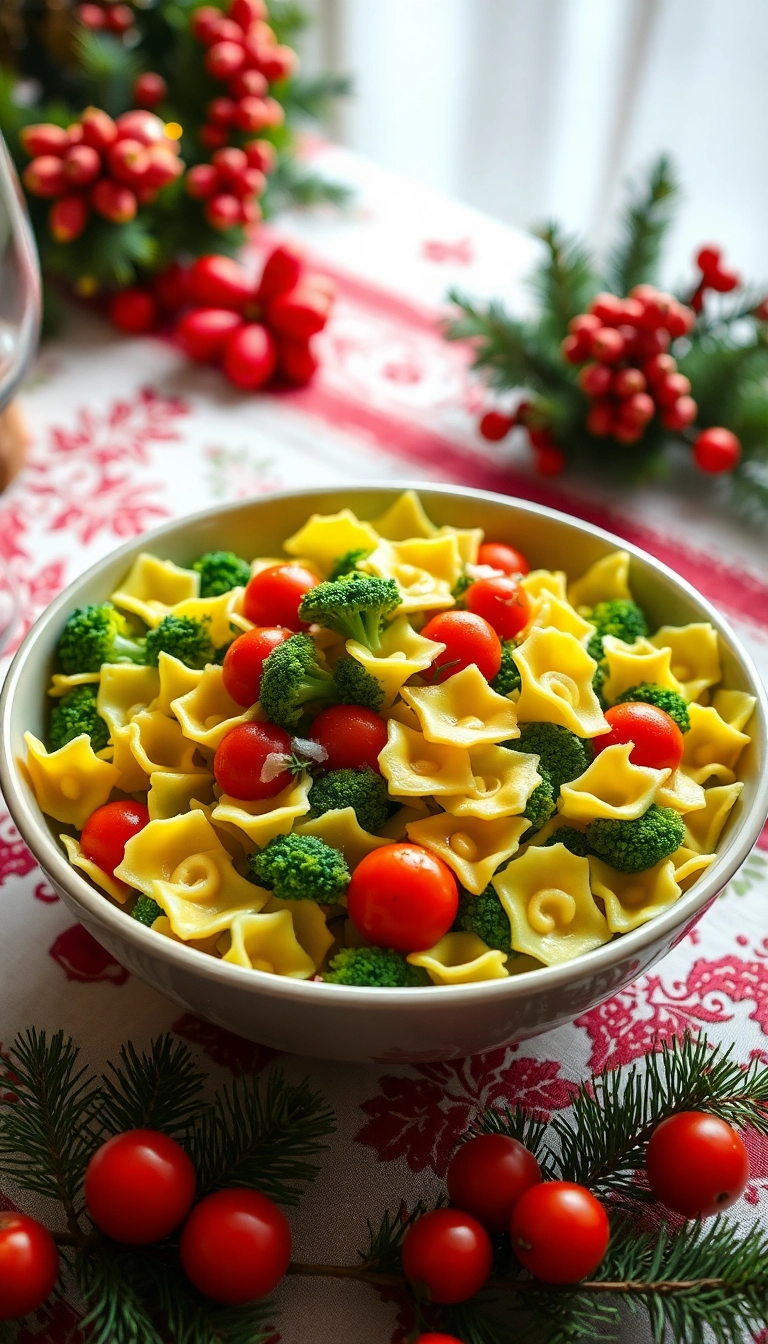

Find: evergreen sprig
<box><xmin>605</xmin><ymin>154</ymin><xmax>679</xmax><ymax>295</ymax></box>
<box><xmin>100</xmin><ymin>1037</ymin><xmax>209</xmax><ymax>1139</ymax></box>
<box><xmin>529</xmin><ymin>223</ymin><xmax>597</xmax><ymax>343</ymax></box>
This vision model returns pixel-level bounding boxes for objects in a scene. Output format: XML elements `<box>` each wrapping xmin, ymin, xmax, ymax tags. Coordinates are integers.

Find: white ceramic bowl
<box><xmin>2</xmin><ymin>484</ymin><xmax>767</xmax><ymax>1062</ymax></box>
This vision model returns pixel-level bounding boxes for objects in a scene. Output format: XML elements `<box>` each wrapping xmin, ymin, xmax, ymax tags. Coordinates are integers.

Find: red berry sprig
<box><xmin>478</xmin><ymin>403</ymin><xmax>566</xmax><ymax>477</ymax></box>
<box><xmin>185</xmin><ymin>143</ymin><xmax>270</xmax><ymax>232</ymax></box>
<box><xmin>75</xmin><ymin>1</ymin><xmax>134</xmax><ymax>35</ymax></box>
<box><xmin>690</xmin><ymin>244</ymin><xmax>741</xmax><ymax>313</ymax></box>
<box><xmin>191</xmin><ymin>0</ymin><xmax>293</xmax><ymax>154</ymax></box>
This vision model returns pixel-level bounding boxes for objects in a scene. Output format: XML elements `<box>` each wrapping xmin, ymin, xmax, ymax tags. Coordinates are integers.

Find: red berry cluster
<box><xmin>20</xmin><ymin>109</ymin><xmax>184</xmax><ymax>243</ymax></box>
<box><xmin>192</xmin><ymin>0</ymin><xmax>293</xmax><ymax>151</ymax></box>
<box><xmin>75</xmin><ymin>1</ymin><xmax>134</xmax><ymax>35</ymax></box>
<box><xmin>186</xmin><ymin>143</ymin><xmax>273</xmax><ymax>231</ymax></box>
<box><xmin>690</xmin><ymin>244</ymin><xmax>741</xmax><ymax>313</ymax></box>
<box><xmin>479</xmin><ymin>405</ymin><xmax>566</xmax><ymax>476</ymax></box>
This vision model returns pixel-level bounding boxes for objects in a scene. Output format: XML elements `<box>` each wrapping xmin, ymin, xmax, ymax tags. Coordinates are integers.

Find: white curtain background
<box><xmin>300</xmin><ymin>0</ymin><xmax>768</xmax><ymax>284</ymax></box>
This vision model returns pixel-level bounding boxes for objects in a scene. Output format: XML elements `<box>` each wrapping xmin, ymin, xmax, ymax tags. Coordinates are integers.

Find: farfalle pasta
<box><xmin>24</xmin><ymin>492</ymin><xmax>754</xmax><ymax>989</ymax></box>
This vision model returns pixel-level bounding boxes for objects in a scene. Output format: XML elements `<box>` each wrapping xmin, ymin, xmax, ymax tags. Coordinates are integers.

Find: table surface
<box><xmin>2</xmin><ymin>143</ymin><xmax>768</xmax><ymax>1344</ymax></box>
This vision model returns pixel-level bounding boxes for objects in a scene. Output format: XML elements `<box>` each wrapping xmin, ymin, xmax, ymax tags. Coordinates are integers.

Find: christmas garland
<box><xmin>1</xmin><ymin>1030</ymin><xmax>767</xmax><ymax>1343</ymax></box>
<box><xmin>445</xmin><ymin>156</ymin><xmax>768</xmax><ymax>519</ymax></box>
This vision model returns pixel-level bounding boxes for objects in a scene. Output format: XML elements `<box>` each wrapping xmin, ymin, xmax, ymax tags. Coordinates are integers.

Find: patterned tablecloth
<box><xmin>1</xmin><ymin>143</ymin><xmax>767</xmax><ymax>1343</ymax></box>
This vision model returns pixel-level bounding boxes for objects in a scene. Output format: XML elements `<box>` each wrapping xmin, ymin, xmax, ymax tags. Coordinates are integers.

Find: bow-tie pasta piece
<box><xmin>683</xmin><ymin>782</ymin><xmax>744</xmax><ymax>853</ymax></box>
<box><xmin>48</xmin><ymin>671</ymin><xmax>101</xmax><ymax>698</ymax></box>
<box><xmin>294</xmin><ymin>807</ymin><xmax>389</xmax><ymax>869</ymax></box>
<box><xmin>655</xmin><ymin>769</ymin><xmax>706</xmax><ymax>814</ymax></box>
<box><xmin>650</xmin><ymin>623</ymin><xmax>721</xmax><ymax>702</ymax></box>
<box><xmin>190</xmin><ymin>799</ymin><xmax>252</xmax><ymax>861</ymax></box>
<box><xmin>711</xmin><ymin>689</ymin><xmax>756</xmax><ymax>733</ymax></box>
<box><xmin>262</xmin><ymin>895</ymin><xmax>335</xmax><ymax>969</ymax></box>
<box><xmin>600</xmin><ymin>637</ymin><xmax>685</xmax><ymax>705</ymax></box>
<box><xmin>122</xmin><ymin>711</ymin><xmax>204</xmax><ymax>781</ymax></box>
<box><xmin>151</xmin><ymin>848</ymin><xmax>270</xmax><ymax>941</ymax></box>
<box><xmin>513</xmin><ymin>627</ymin><xmax>608</xmax><ymax>737</ymax></box>
<box><xmin>109</xmin><ymin>726</ymin><xmax>151</xmax><ymax>794</ymax></box>
<box><xmin>371</xmin><ymin>490</ymin><xmax>438</xmax><ymax>540</ymax></box>
<box><xmin>559</xmin><ymin>743</ymin><xmax>669</xmax><ymax>821</ymax></box>
<box><xmin>568</xmin><ymin>550</ymin><xmax>632</xmax><ymax>611</ymax></box>
<box><xmin>386</xmin><ymin>534</ymin><xmax>464</xmax><ymax>591</ymax></box>
<box><xmin>681</xmin><ymin>704</ymin><xmax>750</xmax><ymax>785</ymax></box>
<box><xmin>386</xmin><ymin>701</ymin><xmax>421</xmax><ymax>732</ymax></box>
<box><xmin>520</xmin><ymin>570</ymin><xmax>568</xmax><ymax>603</ymax></box>
<box><xmin>111</xmin><ymin>553</ymin><xmax>199</xmax><ymax>626</ymax></box>
<box><xmin>96</xmin><ymin>664</ymin><xmax>160</xmax><ymax>736</ymax></box>
<box><xmin>378</xmin><ymin>797</ymin><xmax>433</xmax><ymax>840</ymax></box>
<box><xmin>379</xmin><ymin>720</ymin><xmax>476</xmax><ymax>797</ymax></box>
<box><xmin>364</xmin><ymin>540</ymin><xmax>454</xmax><ymax>613</ymax></box>
<box><xmin>523</xmin><ymin>595</ymin><xmax>595</xmax><ymax>646</ymax></box>
<box><xmin>401</xmin><ymin>664</ymin><xmax>520</xmax><ymax>747</ymax></box>
<box><xmin>147</xmin><ymin>770</ymin><xmax>214</xmax><ymax>820</ymax></box>
<box><xmin>407</xmin><ymin>933</ymin><xmax>509</xmax><ymax>984</ymax></box>
<box><xmin>588</xmin><ymin>855</ymin><xmax>682</xmax><ymax>933</ymax></box>
<box><xmin>151</xmin><ymin>917</ymin><xmax>222</xmax><ymax>954</ymax></box>
<box><xmin>284</xmin><ymin>508</ymin><xmax>380</xmax><ymax>574</ymax></box>
<box><xmin>435</xmin><ymin>525</ymin><xmax>483</xmax><ymax>565</ymax></box>
<box><xmin>671</xmin><ymin>846</ymin><xmax>716</xmax><ymax>889</ymax></box>
<box><xmin>492</xmin><ymin>843</ymin><xmax>610</xmax><ymax>965</ymax></box>
<box><xmin>212</xmin><ymin>773</ymin><xmax>312</xmax><ymax>847</ymax></box>
<box><xmin>172</xmin><ymin>665</ymin><xmax>260</xmax><ymax>748</ymax></box>
<box><xmin>115</xmin><ymin>809</ymin><xmax>222</xmax><ymax>894</ymax></box>
<box><xmin>406</xmin><ymin>813</ymin><xmax>530</xmax><ymax>894</ymax></box>
<box><xmin>346</xmin><ymin>615</ymin><xmax>446</xmax><ymax>710</ymax></box>
<box><xmin>441</xmin><ymin>745</ymin><xmax>541</xmax><ymax>820</ymax></box>
<box><xmin>60</xmin><ymin>833</ymin><xmax>130</xmax><ymax>904</ymax></box>
<box><xmin>24</xmin><ymin>731</ymin><xmax>120</xmax><ymax>829</ymax></box>
<box><xmin>151</xmin><ymin>653</ymin><xmax>204</xmax><ymax>716</ymax></box>
<box><xmin>223</xmin><ymin>910</ymin><xmax>316</xmax><ymax>977</ymax></box>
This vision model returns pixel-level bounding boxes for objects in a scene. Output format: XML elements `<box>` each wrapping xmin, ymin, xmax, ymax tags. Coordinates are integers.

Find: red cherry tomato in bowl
<box><xmin>421</xmin><ymin>610</ymin><xmax>502</xmax><ymax>683</ymax></box>
<box><xmin>80</xmin><ymin>800</ymin><xmax>150</xmax><ymax>876</ymax></box>
<box><xmin>645</xmin><ymin>1111</ymin><xmax>749</xmax><ymax>1217</ymax></box>
<box><xmin>213</xmin><ymin>721</ymin><xmax>293</xmax><ymax>800</ymax></box>
<box><xmin>222</xmin><ymin>626</ymin><xmax>290</xmax><ymax>706</ymax></box>
<box><xmin>243</xmin><ymin>564</ymin><xmax>318</xmax><ymax>630</ymax></box>
<box><xmin>346</xmin><ymin>843</ymin><xmax>459</xmax><ymax>953</ymax></box>
<box><xmin>85</xmin><ymin>1129</ymin><xmax>196</xmax><ymax>1244</ymax></box>
<box><xmin>0</xmin><ymin>1212</ymin><xmax>59</xmax><ymax>1320</ymax></box>
<box><xmin>447</xmin><ymin>1133</ymin><xmax>541</xmax><ymax>1232</ymax></box>
<box><xmin>477</xmin><ymin>541</ymin><xmax>529</xmax><ymax>576</ymax></box>
<box><xmin>401</xmin><ymin>1208</ymin><xmax>492</xmax><ymax>1304</ymax></box>
<box><xmin>593</xmin><ymin>702</ymin><xmax>684</xmax><ymax>771</ymax></box>
<box><xmin>310</xmin><ymin>703</ymin><xmax>388</xmax><ymax>772</ymax></box>
<box><xmin>510</xmin><ymin>1181</ymin><xmax>610</xmax><ymax>1283</ymax></box>
<box><xmin>465</xmin><ymin>575</ymin><xmax>531</xmax><ymax>640</ymax></box>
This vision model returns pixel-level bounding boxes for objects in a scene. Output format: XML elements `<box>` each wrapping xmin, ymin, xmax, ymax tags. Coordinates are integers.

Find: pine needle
<box><xmin>470</xmin><ymin>1106</ymin><xmax>557</xmax><ymax>1178</ymax></box>
<box><xmin>360</xmin><ymin>1203</ymin><xmax>429</xmax><ymax>1274</ymax></box>
<box><xmin>445</xmin><ymin>292</ymin><xmax>576</xmax><ymax>399</ymax></box>
<box><xmin>605</xmin><ymin>154</ymin><xmax>679</xmax><ymax>294</ymax></box>
<box><xmin>100</xmin><ymin>1037</ymin><xmax>209</xmax><ymax>1139</ymax></box>
<box><xmin>77</xmin><ymin>1247</ymin><xmax>165</xmax><ymax>1344</ymax></box>
<box><xmin>529</xmin><ymin>223</ymin><xmax>597</xmax><ymax>340</ymax></box>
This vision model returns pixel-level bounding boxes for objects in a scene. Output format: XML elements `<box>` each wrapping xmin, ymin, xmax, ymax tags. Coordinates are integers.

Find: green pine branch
<box><xmin>77</xmin><ymin>1248</ymin><xmax>165</xmax><ymax>1344</ymax></box>
<box><xmin>605</xmin><ymin>154</ymin><xmax>679</xmax><ymax>294</ymax></box>
<box><xmin>286</xmin><ymin>72</ymin><xmax>353</xmax><ymax>122</ymax></box>
<box><xmin>529</xmin><ymin>223</ymin><xmax>597</xmax><ymax>342</ymax></box>
<box><xmin>359</xmin><ymin>1202</ymin><xmax>429</xmax><ymax>1275</ymax></box>
<box><xmin>470</xmin><ymin>1106</ymin><xmax>555</xmax><ymax>1177</ymax></box>
<box><xmin>445</xmin><ymin>292</ymin><xmax>577</xmax><ymax>400</ymax></box>
<box><xmin>100</xmin><ymin>1038</ymin><xmax>209</xmax><ymax>1139</ymax></box>
<box><xmin>263</xmin><ymin>156</ymin><xmax>353</xmax><ymax>215</ymax></box>
<box><xmin>136</xmin><ymin>1252</ymin><xmax>274</xmax><ymax>1344</ymax></box>
<box><xmin>73</xmin><ymin>28</ymin><xmax>141</xmax><ymax>117</ymax></box>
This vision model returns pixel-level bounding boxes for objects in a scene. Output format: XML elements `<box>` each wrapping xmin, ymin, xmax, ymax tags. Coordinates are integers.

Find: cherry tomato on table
<box><xmin>447</xmin><ymin>1133</ymin><xmax>541</xmax><ymax>1232</ymax></box>
<box><xmin>243</xmin><ymin>563</ymin><xmax>318</xmax><ymax>630</ymax></box>
<box><xmin>85</xmin><ymin>1129</ymin><xmax>196</xmax><ymax>1244</ymax></box>
<box><xmin>80</xmin><ymin>800</ymin><xmax>150</xmax><ymax>876</ymax></box>
<box><xmin>309</xmin><ymin>703</ymin><xmax>388</xmax><ymax>772</ymax></box>
<box><xmin>510</xmin><ymin>1181</ymin><xmax>610</xmax><ymax>1283</ymax></box>
<box><xmin>401</xmin><ymin>1208</ymin><xmax>493</xmax><ymax>1305</ymax></box>
<box><xmin>222</xmin><ymin>626</ymin><xmax>291</xmax><ymax>706</ymax></box>
<box><xmin>593</xmin><ymin>702</ymin><xmax>684</xmax><ymax>772</ymax></box>
<box><xmin>347</xmin><ymin>843</ymin><xmax>458</xmax><ymax>953</ymax></box>
<box><xmin>421</xmin><ymin>610</ymin><xmax>502</xmax><ymax>683</ymax></box>
<box><xmin>0</xmin><ymin>1212</ymin><xmax>59</xmax><ymax>1321</ymax></box>
<box><xmin>465</xmin><ymin>575</ymin><xmax>531</xmax><ymax>640</ymax></box>
<box><xmin>477</xmin><ymin>541</ymin><xmax>530</xmax><ymax>576</ymax></box>
<box><xmin>645</xmin><ymin>1111</ymin><xmax>749</xmax><ymax>1218</ymax></box>
<box><xmin>180</xmin><ymin>1188</ymin><xmax>291</xmax><ymax>1304</ymax></box>
<box><xmin>214</xmin><ymin>721</ymin><xmax>294</xmax><ymax>800</ymax></box>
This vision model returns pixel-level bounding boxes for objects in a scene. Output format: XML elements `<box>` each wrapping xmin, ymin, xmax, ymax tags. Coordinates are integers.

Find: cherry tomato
<box><xmin>447</xmin><ymin>1134</ymin><xmax>541</xmax><ymax>1232</ymax></box>
<box><xmin>346</xmin><ymin>843</ymin><xmax>458</xmax><ymax>953</ymax></box>
<box><xmin>477</xmin><ymin>541</ymin><xmax>530</xmax><ymax>576</ymax></box>
<box><xmin>310</xmin><ymin>703</ymin><xmax>388</xmax><ymax>773</ymax></box>
<box><xmin>401</xmin><ymin>1208</ymin><xmax>492</xmax><ymax>1305</ymax></box>
<box><xmin>84</xmin><ymin>1129</ymin><xmax>196</xmax><ymax>1244</ymax></box>
<box><xmin>243</xmin><ymin>564</ymin><xmax>318</xmax><ymax>630</ymax></box>
<box><xmin>645</xmin><ymin>1111</ymin><xmax>749</xmax><ymax>1218</ymax></box>
<box><xmin>421</xmin><ymin>610</ymin><xmax>502</xmax><ymax>684</ymax></box>
<box><xmin>510</xmin><ymin>1181</ymin><xmax>610</xmax><ymax>1284</ymax></box>
<box><xmin>222</xmin><ymin>626</ymin><xmax>291</xmax><ymax>706</ymax></box>
<box><xmin>0</xmin><ymin>1212</ymin><xmax>59</xmax><ymax>1321</ymax></box>
<box><xmin>80</xmin><ymin>800</ymin><xmax>150</xmax><ymax>876</ymax></box>
<box><xmin>179</xmin><ymin>1188</ymin><xmax>291</xmax><ymax>1304</ymax></box>
<box><xmin>593</xmin><ymin>702</ymin><xmax>684</xmax><ymax>772</ymax></box>
<box><xmin>465</xmin><ymin>575</ymin><xmax>531</xmax><ymax>640</ymax></box>
<box><xmin>214</xmin><ymin>721</ymin><xmax>293</xmax><ymax>800</ymax></box>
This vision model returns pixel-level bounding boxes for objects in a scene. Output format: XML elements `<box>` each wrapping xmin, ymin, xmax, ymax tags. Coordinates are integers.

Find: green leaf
<box><xmin>605</xmin><ymin>154</ymin><xmax>679</xmax><ymax>294</ymax></box>
<box><xmin>100</xmin><ymin>1037</ymin><xmax>209</xmax><ymax>1138</ymax></box>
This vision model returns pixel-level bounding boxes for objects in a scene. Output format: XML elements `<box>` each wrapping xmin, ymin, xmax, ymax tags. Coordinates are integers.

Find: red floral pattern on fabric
<box><xmin>421</xmin><ymin>238</ymin><xmax>474</xmax><ymax>264</ymax></box>
<box><xmin>0</xmin><ymin>811</ymin><xmax>37</xmax><ymax>883</ymax></box>
<box><xmin>172</xmin><ymin>1013</ymin><xmax>280</xmax><ymax>1076</ymax></box>
<box><xmin>48</xmin><ymin>924</ymin><xmax>130</xmax><ymax>984</ymax></box>
<box><xmin>47</xmin><ymin>387</ymin><xmax>188</xmax><ymax>467</ymax></box>
<box><xmin>743</xmin><ymin>1126</ymin><xmax>768</xmax><ymax>1206</ymax></box>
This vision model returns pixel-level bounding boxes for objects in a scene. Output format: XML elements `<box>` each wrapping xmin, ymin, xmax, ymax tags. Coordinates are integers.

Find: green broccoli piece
<box><xmin>491</xmin><ymin>641</ymin><xmax>521</xmax><ymax>697</ymax></box>
<box><xmin>615</xmin><ymin>682</ymin><xmax>690</xmax><ymax>732</ymax></box>
<box><xmin>298</xmin><ymin>574</ymin><xmax>400</xmax><ymax>653</ymax></box>
<box><xmin>324</xmin><ymin>946</ymin><xmax>427</xmax><ymax>987</ymax></box>
<box><xmin>522</xmin><ymin>777</ymin><xmax>557</xmax><ymax>835</ymax></box>
<box><xmin>333</xmin><ymin>655</ymin><xmax>385</xmax><ymax>712</ymax></box>
<box><xmin>192</xmin><ymin>550</ymin><xmax>251</xmax><ymax>597</ymax></box>
<box><xmin>328</xmin><ymin>547</ymin><xmax>374</xmax><ymax>582</ymax></box>
<box><xmin>593</xmin><ymin>660</ymin><xmax>608</xmax><ymax>707</ymax></box>
<box><xmin>587</xmin><ymin>598</ymin><xmax>649</xmax><ymax>662</ymax></box>
<box><xmin>144</xmin><ymin>614</ymin><xmax>215</xmax><ymax>669</ymax></box>
<box><xmin>248</xmin><ymin>833</ymin><xmax>349</xmax><ymax>903</ymax></box>
<box><xmin>131</xmin><ymin>894</ymin><xmax>163</xmax><ymax>927</ymax></box>
<box><xmin>455</xmin><ymin>886</ymin><xmax>513</xmax><ymax>955</ymax></box>
<box><xmin>259</xmin><ymin>633</ymin><xmax>337</xmax><ymax>730</ymax></box>
<box><xmin>57</xmin><ymin>602</ymin><xmax>146</xmax><ymax>675</ymax></box>
<box><xmin>506</xmin><ymin>722</ymin><xmax>591</xmax><ymax>795</ymax></box>
<box><xmin>586</xmin><ymin>804</ymin><xmax>684</xmax><ymax>873</ymax></box>
<box><xmin>309</xmin><ymin>768</ymin><xmax>390</xmax><ymax>833</ymax></box>
<box><xmin>543</xmin><ymin>827</ymin><xmax>593</xmax><ymax>858</ymax></box>
<box><xmin>49</xmin><ymin>685</ymin><xmax>109</xmax><ymax>753</ymax></box>
<box><xmin>452</xmin><ymin>572</ymin><xmax>471</xmax><ymax>601</ymax></box>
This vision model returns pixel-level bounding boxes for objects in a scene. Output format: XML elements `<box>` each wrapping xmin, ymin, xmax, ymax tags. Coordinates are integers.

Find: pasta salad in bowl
<box><xmin>2</xmin><ymin>485</ymin><xmax>766</xmax><ymax>1060</ymax></box>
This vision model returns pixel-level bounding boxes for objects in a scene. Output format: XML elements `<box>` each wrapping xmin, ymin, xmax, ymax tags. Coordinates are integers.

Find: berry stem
<box><xmin>286</xmin><ymin>1261</ymin><xmax>730</xmax><ymax>1295</ymax></box>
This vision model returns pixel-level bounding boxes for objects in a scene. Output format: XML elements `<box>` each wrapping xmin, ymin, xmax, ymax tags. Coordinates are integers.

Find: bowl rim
<box><xmin>2</xmin><ymin>479</ymin><xmax>767</xmax><ymax>1008</ymax></box>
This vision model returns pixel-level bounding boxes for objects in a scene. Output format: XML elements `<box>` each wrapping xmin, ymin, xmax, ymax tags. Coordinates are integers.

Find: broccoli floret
<box><xmin>506</xmin><ymin>722</ymin><xmax>591</xmax><ymax>795</ymax></box>
<box><xmin>587</xmin><ymin>598</ymin><xmax>649</xmax><ymax>662</ymax></box>
<box><xmin>492</xmin><ymin>641</ymin><xmax>521</xmax><ymax>697</ymax></box>
<box><xmin>57</xmin><ymin>602</ymin><xmax>146</xmax><ymax>675</ymax></box>
<box><xmin>259</xmin><ymin>633</ymin><xmax>337</xmax><ymax>730</ymax></box>
<box><xmin>615</xmin><ymin>682</ymin><xmax>691</xmax><ymax>732</ymax></box>
<box><xmin>144</xmin><ymin>614</ymin><xmax>215</xmax><ymax>669</ymax></box>
<box><xmin>333</xmin><ymin>655</ymin><xmax>385</xmax><ymax>712</ymax></box>
<box><xmin>593</xmin><ymin>660</ymin><xmax>608</xmax><ymax>707</ymax></box>
<box><xmin>248</xmin><ymin>833</ymin><xmax>350</xmax><ymax>903</ymax></box>
<box><xmin>309</xmin><ymin>768</ymin><xmax>390</xmax><ymax>833</ymax></box>
<box><xmin>131</xmin><ymin>894</ymin><xmax>163</xmax><ymax>927</ymax></box>
<box><xmin>324</xmin><ymin>946</ymin><xmax>427</xmax><ymax>987</ymax></box>
<box><xmin>586</xmin><ymin>804</ymin><xmax>684</xmax><ymax>873</ymax></box>
<box><xmin>49</xmin><ymin>685</ymin><xmax>110</xmax><ymax>753</ymax></box>
<box><xmin>452</xmin><ymin>572</ymin><xmax>471</xmax><ymax>601</ymax></box>
<box><xmin>543</xmin><ymin>827</ymin><xmax>593</xmax><ymax>858</ymax></box>
<box><xmin>328</xmin><ymin>547</ymin><xmax>374</xmax><ymax>582</ymax></box>
<box><xmin>455</xmin><ymin>886</ymin><xmax>513</xmax><ymax>954</ymax></box>
<box><xmin>522</xmin><ymin>777</ymin><xmax>557</xmax><ymax>835</ymax></box>
<box><xmin>192</xmin><ymin>550</ymin><xmax>251</xmax><ymax>597</ymax></box>
<box><xmin>298</xmin><ymin>574</ymin><xmax>400</xmax><ymax>653</ymax></box>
